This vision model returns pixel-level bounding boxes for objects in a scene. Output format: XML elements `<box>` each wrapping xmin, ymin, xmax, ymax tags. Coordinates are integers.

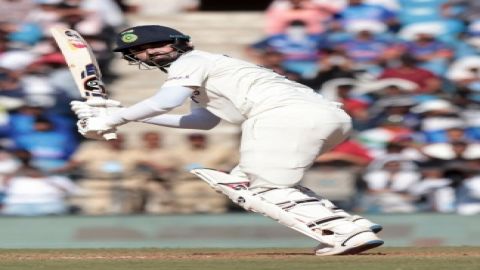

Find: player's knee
<box><xmin>246</xmin><ymin>168</ymin><xmax>305</xmax><ymax>189</ymax></box>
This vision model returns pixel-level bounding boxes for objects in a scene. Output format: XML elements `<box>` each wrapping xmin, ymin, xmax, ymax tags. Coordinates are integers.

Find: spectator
<box><xmin>246</xmin><ymin>20</ymin><xmax>324</xmax><ymax>77</ymax></box>
<box><xmin>5</xmin><ymin>102</ymin><xmax>76</xmax><ymax>138</ymax></box>
<box><xmin>0</xmin><ymin>67</ymin><xmax>26</xmax><ymax>99</ymax></box>
<box><xmin>137</xmin><ymin>0</ymin><xmax>199</xmax><ymax>15</ymax></box>
<box><xmin>446</xmin><ymin>26</ymin><xmax>480</xmax><ymax>59</ymax></box>
<box><xmin>365</xmin><ymin>0</ymin><xmax>400</xmax><ymax>11</ymax></box>
<box><xmin>423</xmin><ymin>121</ymin><xmax>479</xmax><ymax>144</ymax></box>
<box><xmin>420</xmin><ymin>140</ymin><xmax>480</xmax><ymax>163</ymax></box>
<box><xmin>310</xmin><ymin>78</ymin><xmax>374</xmax><ymax>131</ymax></box>
<box><xmin>356</xmin><ymin>110</ymin><xmax>415</xmax><ymax>157</ymax></box>
<box><xmin>318</xmin><ymin>78</ymin><xmax>364</xmax><ymax>105</ymax></box>
<box><xmin>463</xmin><ymin>21</ymin><xmax>480</xmax><ymax>52</ymax></box>
<box><xmin>360</xmin><ymin>154</ymin><xmax>421</xmax><ymax>213</ymax></box>
<box><xmin>24</xmin><ymin>1</ymin><xmax>71</xmax><ymax>35</ymax></box>
<box><xmin>170</xmin><ymin>133</ymin><xmax>236</xmax><ymax>214</ymax></box>
<box><xmin>254</xmin><ymin>50</ymin><xmax>303</xmax><ymax>82</ymax></box>
<box><xmin>0</xmin><ymin>49</ymin><xmax>38</xmax><ymax>72</ymax></box>
<box><xmin>409</xmin><ymin>165</ymin><xmax>456</xmax><ymax>213</ymax></box>
<box><xmin>130</xmin><ymin>131</ymin><xmax>177</xmax><ymax>214</ymax></box>
<box><xmin>379</xmin><ymin>140</ymin><xmax>426</xmax><ymax>164</ymax></box>
<box><xmin>360</xmin><ymin>96</ymin><xmax>418</xmax><ymax>133</ymax></box>
<box><xmin>29</xmin><ymin>52</ymin><xmax>81</xmax><ymax>101</ymax></box>
<box><xmin>378</xmin><ymin>54</ymin><xmax>442</xmax><ymax>94</ymax></box>
<box><xmin>414</xmin><ymin>145</ymin><xmax>480</xmax><ymax>214</ymax></box>
<box><xmin>456</xmin><ymin>173</ymin><xmax>480</xmax><ymax>215</ymax></box>
<box><xmin>304</xmin><ymin>138</ymin><xmax>373</xmax><ymax>209</ymax></box>
<box><xmin>1</xmin><ymin>21</ymin><xmax>43</xmax><ymax>47</ymax></box>
<box><xmin>446</xmin><ymin>56</ymin><xmax>480</xmax><ymax>92</ymax></box>
<box><xmin>0</xmin><ymin>0</ymin><xmax>122</xmax><ymax>215</ymax></box>
<box><xmin>0</xmin><ymin>148</ymin><xmax>19</xmax><ymax>203</ymax></box>
<box><xmin>78</xmin><ymin>0</ymin><xmax>128</xmax><ymax>31</ymax></box>
<box><xmin>59</xmin><ymin>134</ymin><xmax>144</xmax><ymax>214</ymax></box>
<box><xmin>357</xmin><ymin>78</ymin><xmax>419</xmax><ymax>97</ymax></box>
<box><xmin>330</xmin><ymin>21</ymin><xmax>401</xmax><ymax>75</ymax></box>
<box><xmin>0</xmin><ymin>147</ymin><xmax>21</xmax><ymax>180</ymax></box>
<box><xmin>265</xmin><ymin>0</ymin><xmax>340</xmax><ymax>35</ymax></box>
<box><xmin>132</xmin><ymin>131</ymin><xmax>177</xmax><ymax>178</ymax></box>
<box><xmin>410</xmin><ymin>99</ymin><xmax>480</xmax><ymax>143</ymax></box>
<box><xmin>300</xmin><ymin>50</ymin><xmax>357</xmax><ymax>90</ymax></box>
<box><xmin>316</xmin><ymin>139</ymin><xmax>374</xmax><ymax>167</ymax></box>
<box><xmin>399</xmin><ymin>26</ymin><xmax>454</xmax><ymax>75</ymax></box>
<box><xmin>12</xmin><ymin>116</ymin><xmax>76</xmax><ymax>171</ymax></box>
<box><xmin>0</xmin><ymin>0</ymin><xmax>36</xmax><ymax>23</ymax></box>
<box><xmin>333</xmin><ymin>0</ymin><xmax>400</xmax><ymax>32</ymax></box>
<box><xmin>348</xmin><ymin>102</ymin><xmax>372</xmax><ymax>131</ymax></box>
<box><xmin>441</xmin><ymin>0</ymin><xmax>480</xmax><ymax>25</ymax></box>
<box><xmin>1</xmin><ymin>150</ymin><xmax>80</xmax><ymax>216</ymax></box>
<box><xmin>174</xmin><ymin>133</ymin><xmax>236</xmax><ymax>173</ymax></box>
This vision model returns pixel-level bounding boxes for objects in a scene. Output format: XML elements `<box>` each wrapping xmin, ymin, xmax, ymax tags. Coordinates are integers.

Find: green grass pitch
<box><xmin>0</xmin><ymin>247</ymin><xmax>478</xmax><ymax>270</ymax></box>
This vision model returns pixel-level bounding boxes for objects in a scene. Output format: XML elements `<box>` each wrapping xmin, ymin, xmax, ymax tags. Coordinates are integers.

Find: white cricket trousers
<box><xmin>237</xmin><ymin>102</ymin><xmax>352</xmax><ymax>189</ymax></box>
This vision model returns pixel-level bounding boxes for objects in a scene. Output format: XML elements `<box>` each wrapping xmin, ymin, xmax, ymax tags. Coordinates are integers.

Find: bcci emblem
<box><xmin>121</xmin><ymin>33</ymin><xmax>138</xmax><ymax>43</ymax></box>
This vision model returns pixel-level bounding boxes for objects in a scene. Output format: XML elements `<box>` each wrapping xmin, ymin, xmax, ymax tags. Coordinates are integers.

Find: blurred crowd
<box><xmin>1</xmin><ymin>0</ymin><xmax>480</xmax><ymax>217</ymax></box>
<box><xmin>0</xmin><ymin>0</ymin><xmax>237</xmax><ymax>217</ymax></box>
<box><xmin>0</xmin><ymin>0</ymin><xmax>141</xmax><ymax>216</ymax></box>
<box><xmin>247</xmin><ymin>0</ymin><xmax>480</xmax><ymax>215</ymax></box>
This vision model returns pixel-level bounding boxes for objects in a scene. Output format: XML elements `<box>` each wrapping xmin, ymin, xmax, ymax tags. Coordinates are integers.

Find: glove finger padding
<box><xmin>71</xmin><ymin>104</ymin><xmax>101</xmax><ymax>119</ymax></box>
<box><xmin>71</xmin><ymin>100</ymin><xmax>120</xmax><ymax>119</ymax></box>
<box><xmin>70</xmin><ymin>101</ymin><xmax>89</xmax><ymax>111</ymax></box>
<box><xmin>76</xmin><ymin>110</ymin><xmax>97</xmax><ymax>119</ymax></box>
<box><xmin>77</xmin><ymin>117</ymin><xmax>115</xmax><ymax>140</ymax></box>
<box><xmin>80</xmin><ymin>129</ymin><xmax>117</xmax><ymax>140</ymax></box>
<box><xmin>86</xmin><ymin>98</ymin><xmax>122</xmax><ymax>108</ymax></box>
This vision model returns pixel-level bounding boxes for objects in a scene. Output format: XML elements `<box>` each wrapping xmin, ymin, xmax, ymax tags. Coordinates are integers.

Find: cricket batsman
<box><xmin>70</xmin><ymin>25</ymin><xmax>384</xmax><ymax>255</ymax></box>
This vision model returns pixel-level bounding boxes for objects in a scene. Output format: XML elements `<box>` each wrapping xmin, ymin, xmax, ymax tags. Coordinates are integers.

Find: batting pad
<box><xmin>190</xmin><ymin>168</ymin><xmax>342</xmax><ymax>245</ymax></box>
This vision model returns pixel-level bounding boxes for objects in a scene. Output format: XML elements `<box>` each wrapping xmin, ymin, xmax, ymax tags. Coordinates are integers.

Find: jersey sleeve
<box><xmin>163</xmin><ymin>55</ymin><xmax>210</xmax><ymax>88</ymax></box>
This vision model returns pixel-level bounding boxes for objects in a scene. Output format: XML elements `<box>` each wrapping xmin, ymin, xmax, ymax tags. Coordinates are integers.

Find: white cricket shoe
<box><xmin>314</xmin><ymin>227</ymin><xmax>384</xmax><ymax>256</ymax></box>
<box><xmin>349</xmin><ymin>215</ymin><xmax>383</xmax><ymax>233</ymax></box>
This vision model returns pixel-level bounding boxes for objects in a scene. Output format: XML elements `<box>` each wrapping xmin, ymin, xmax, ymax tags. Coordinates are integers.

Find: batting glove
<box><xmin>77</xmin><ymin>116</ymin><xmax>117</xmax><ymax>140</ymax></box>
<box><xmin>70</xmin><ymin>98</ymin><xmax>123</xmax><ymax>119</ymax></box>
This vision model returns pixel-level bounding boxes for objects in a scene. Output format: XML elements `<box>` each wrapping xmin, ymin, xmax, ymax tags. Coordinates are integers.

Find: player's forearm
<box><xmin>105</xmin><ymin>86</ymin><xmax>193</xmax><ymax>126</ymax></box>
<box><xmin>139</xmin><ymin>108</ymin><xmax>221</xmax><ymax>130</ymax></box>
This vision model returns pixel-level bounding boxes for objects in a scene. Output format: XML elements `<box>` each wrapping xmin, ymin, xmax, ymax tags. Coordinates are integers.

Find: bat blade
<box><xmin>50</xmin><ymin>27</ymin><xmax>107</xmax><ymax>99</ymax></box>
<box><xmin>50</xmin><ymin>27</ymin><xmax>117</xmax><ymax>140</ymax></box>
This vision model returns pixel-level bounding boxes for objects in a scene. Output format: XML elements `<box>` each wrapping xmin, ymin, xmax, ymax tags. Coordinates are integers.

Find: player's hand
<box><xmin>71</xmin><ymin>101</ymin><xmax>100</xmax><ymax>119</ymax></box>
<box><xmin>70</xmin><ymin>99</ymin><xmax>123</xmax><ymax>119</ymax></box>
<box><xmin>76</xmin><ymin>117</ymin><xmax>116</xmax><ymax>140</ymax></box>
<box><xmin>84</xmin><ymin>98</ymin><xmax>122</xmax><ymax>108</ymax></box>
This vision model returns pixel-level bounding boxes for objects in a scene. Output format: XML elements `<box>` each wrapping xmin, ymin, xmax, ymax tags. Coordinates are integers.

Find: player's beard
<box><xmin>145</xmin><ymin>51</ymin><xmax>180</xmax><ymax>67</ymax></box>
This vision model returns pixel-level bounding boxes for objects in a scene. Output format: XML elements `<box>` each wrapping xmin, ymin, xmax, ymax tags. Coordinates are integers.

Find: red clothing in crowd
<box><xmin>378</xmin><ymin>67</ymin><xmax>440</xmax><ymax>93</ymax></box>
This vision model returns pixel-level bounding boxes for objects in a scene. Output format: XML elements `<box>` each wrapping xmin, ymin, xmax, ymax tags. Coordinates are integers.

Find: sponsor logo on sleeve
<box><xmin>165</xmin><ymin>75</ymin><xmax>190</xmax><ymax>81</ymax></box>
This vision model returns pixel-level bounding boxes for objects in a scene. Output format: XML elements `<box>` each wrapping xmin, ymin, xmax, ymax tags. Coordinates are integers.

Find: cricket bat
<box><xmin>50</xmin><ymin>27</ymin><xmax>117</xmax><ymax>140</ymax></box>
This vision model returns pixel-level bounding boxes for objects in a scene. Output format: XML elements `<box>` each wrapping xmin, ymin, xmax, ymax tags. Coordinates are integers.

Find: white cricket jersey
<box><xmin>162</xmin><ymin>50</ymin><xmax>327</xmax><ymax>124</ymax></box>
